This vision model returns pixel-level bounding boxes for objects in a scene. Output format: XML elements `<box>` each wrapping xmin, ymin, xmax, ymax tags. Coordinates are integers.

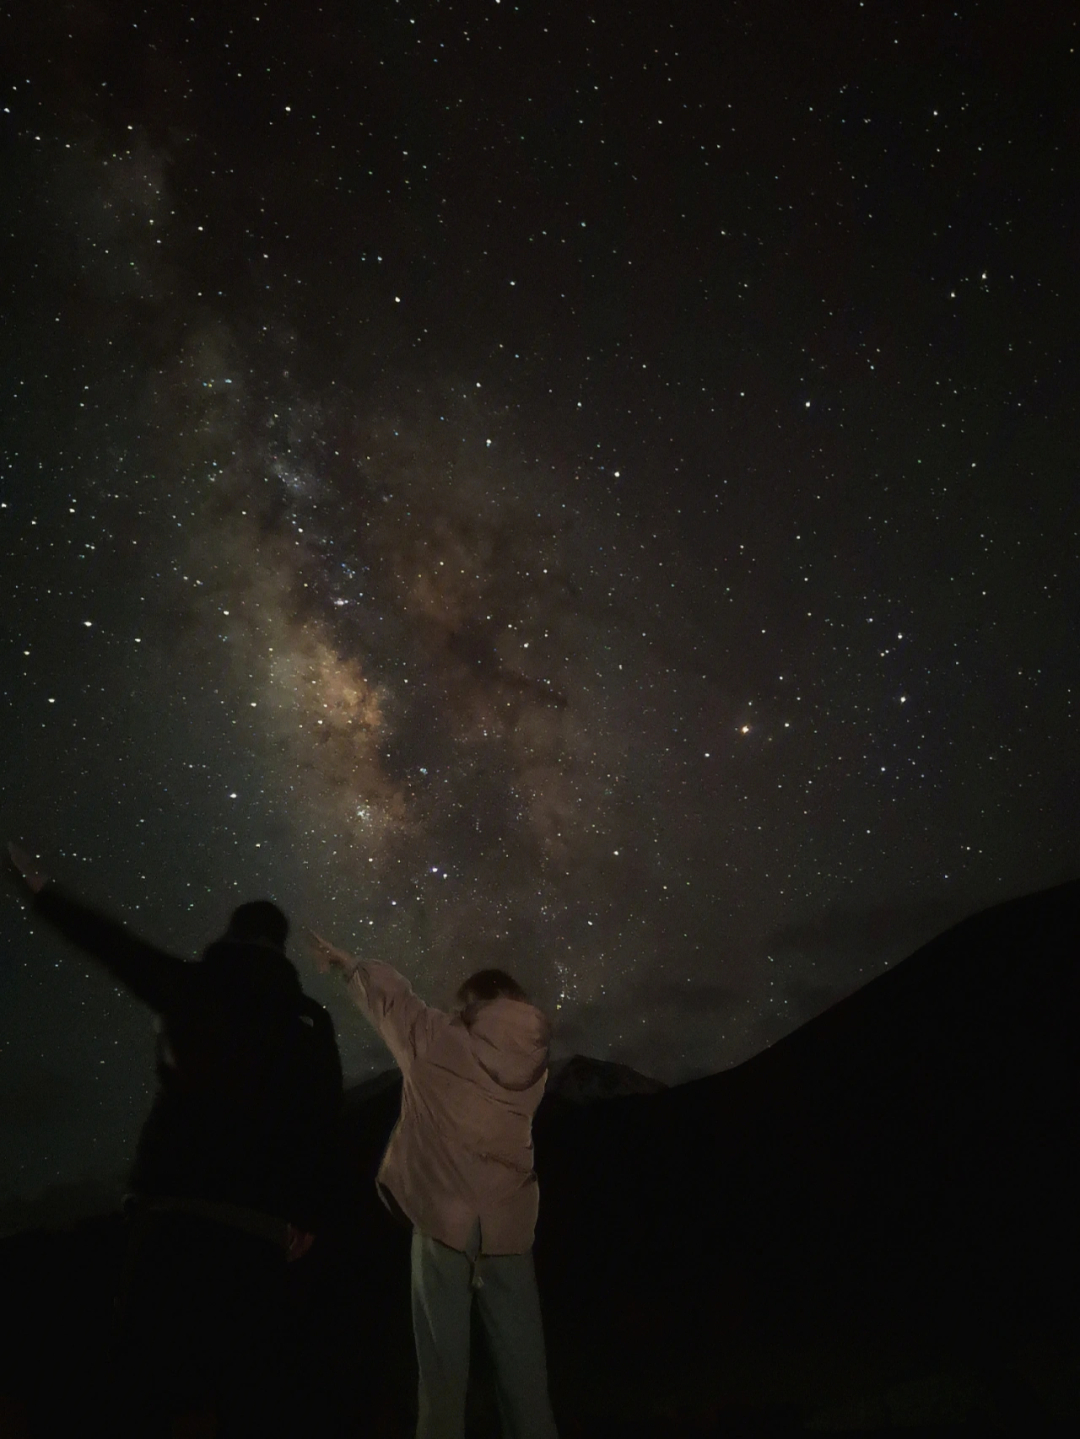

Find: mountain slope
<box><xmin>532</xmin><ymin>878</ymin><xmax>1080</xmax><ymax>1421</ymax></box>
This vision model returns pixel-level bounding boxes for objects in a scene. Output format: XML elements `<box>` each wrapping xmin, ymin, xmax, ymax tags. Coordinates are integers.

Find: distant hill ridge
<box><xmin>546</xmin><ymin>1053</ymin><xmax>667</xmax><ymax>1103</ymax></box>
<box><xmin>344</xmin><ymin>1052</ymin><xmax>665</xmax><ymax>1113</ymax></box>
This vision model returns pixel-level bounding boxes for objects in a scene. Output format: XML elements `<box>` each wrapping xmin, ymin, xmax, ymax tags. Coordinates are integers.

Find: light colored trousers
<box><xmin>411</xmin><ymin>1227</ymin><xmax>559</xmax><ymax>1439</ymax></box>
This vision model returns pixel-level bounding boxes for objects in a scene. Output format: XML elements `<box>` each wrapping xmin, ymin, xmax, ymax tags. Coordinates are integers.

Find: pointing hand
<box><xmin>7</xmin><ymin>844</ymin><xmax>49</xmax><ymax>895</ymax></box>
<box><xmin>306</xmin><ymin>929</ymin><xmax>354</xmax><ymax>974</ymax></box>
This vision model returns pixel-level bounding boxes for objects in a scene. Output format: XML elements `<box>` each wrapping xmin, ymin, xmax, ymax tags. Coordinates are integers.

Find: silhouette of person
<box><xmin>310</xmin><ymin>933</ymin><xmax>559</xmax><ymax>1439</ymax></box>
<box><xmin>8</xmin><ymin>844</ymin><xmax>343</xmax><ymax>1438</ymax></box>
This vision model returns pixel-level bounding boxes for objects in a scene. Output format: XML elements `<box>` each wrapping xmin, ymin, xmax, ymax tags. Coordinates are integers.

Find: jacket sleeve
<box><xmin>33</xmin><ymin>883</ymin><xmax>189</xmax><ymax>1013</ymax></box>
<box><xmin>345</xmin><ymin>958</ymin><xmax>435</xmax><ymax>1073</ymax></box>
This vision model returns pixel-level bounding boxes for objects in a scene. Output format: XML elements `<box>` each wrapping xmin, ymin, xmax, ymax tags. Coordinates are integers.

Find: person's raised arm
<box><xmin>308</xmin><ymin>930</ymin><xmax>432</xmax><ymax>1071</ymax></box>
<box><xmin>8</xmin><ymin>844</ymin><xmax>188</xmax><ymax>1012</ymax></box>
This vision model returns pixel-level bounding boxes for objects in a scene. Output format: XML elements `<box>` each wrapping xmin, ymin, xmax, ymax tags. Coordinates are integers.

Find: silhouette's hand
<box><xmin>306</xmin><ymin>930</ymin><xmax>354</xmax><ymax>974</ymax></box>
<box><xmin>7</xmin><ymin>844</ymin><xmax>49</xmax><ymax>895</ymax></box>
<box><xmin>285</xmin><ymin>1226</ymin><xmax>315</xmax><ymax>1263</ymax></box>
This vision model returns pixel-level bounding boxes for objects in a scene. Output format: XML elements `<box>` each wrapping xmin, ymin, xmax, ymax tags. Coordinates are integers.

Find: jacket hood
<box><xmin>466</xmin><ymin>996</ymin><xmax>550</xmax><ymax>1091</ymax></box>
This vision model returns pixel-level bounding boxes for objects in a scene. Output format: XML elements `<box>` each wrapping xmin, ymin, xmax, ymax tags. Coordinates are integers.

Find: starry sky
<box><xmin>2</xmin><ymin>0</ymin><xmax>1078</xmax><ymax>1200</ymax></box>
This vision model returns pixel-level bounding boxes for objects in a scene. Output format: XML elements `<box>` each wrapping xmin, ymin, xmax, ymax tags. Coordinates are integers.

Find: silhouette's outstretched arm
<box><xmin>9</xmin><ymin>844</ymin><xmax>187</xmax><ymax>1012</ymax></box>
<box><xmin>35</xmin><ymin>886</ymin><xmax>188</xmax><ymax>1011</ymax></box>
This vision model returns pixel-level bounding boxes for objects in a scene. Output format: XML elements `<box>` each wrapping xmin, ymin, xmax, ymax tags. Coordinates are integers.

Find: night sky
<box><xmin>2</xmin><ymin>1</ymin><xmax>1078</xmax><ymax>1201</ymax></box>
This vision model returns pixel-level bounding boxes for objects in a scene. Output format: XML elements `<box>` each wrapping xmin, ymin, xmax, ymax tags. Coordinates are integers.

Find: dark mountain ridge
<box><xmin>530</xmin><ymin>878</ymin><xmax>1080</xmax><ymax>1426</ymax></box>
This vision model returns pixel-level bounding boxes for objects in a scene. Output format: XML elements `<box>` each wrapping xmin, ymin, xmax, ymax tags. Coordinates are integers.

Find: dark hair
<box><xmin>226</xmin><ymin>900</ymin><xmax>289</xmax><ymax>951</ymax></box>
<box><xmin>456</xmin><ymin>968</ymin><xmax>527</xmax><ymax>1007</ymax></box>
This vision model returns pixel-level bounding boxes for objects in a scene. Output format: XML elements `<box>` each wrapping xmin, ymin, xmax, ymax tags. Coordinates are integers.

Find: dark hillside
<box><xmin>533</xmin><ymin>879</ymin><xmax>1080</xmax><ymax>1426</ymax></box>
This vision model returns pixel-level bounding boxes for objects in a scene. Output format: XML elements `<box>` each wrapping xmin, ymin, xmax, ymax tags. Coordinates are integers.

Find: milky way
<box><xmin>2</xmin><ymin>1</ymin><xmax>1079</xmax><ymax>1200</ymax></box>
<box><xmin>140</xmin><ymin>332</ymin><xmax>764</xmax><ymax>1053</ymax></box>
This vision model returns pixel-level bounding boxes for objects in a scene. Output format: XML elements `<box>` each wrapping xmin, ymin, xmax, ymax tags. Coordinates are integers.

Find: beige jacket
<box><xmin>346</xmin><ymin>959</ymin><xmax>550</xmax><ymax>1254</ymax></box>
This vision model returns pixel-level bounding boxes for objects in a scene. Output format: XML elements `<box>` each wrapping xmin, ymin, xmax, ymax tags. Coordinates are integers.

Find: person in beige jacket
<box><xmin>310</xmin><ymin>936</ymin><xmax>559</xmax><ymax>1439</ymax></box>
